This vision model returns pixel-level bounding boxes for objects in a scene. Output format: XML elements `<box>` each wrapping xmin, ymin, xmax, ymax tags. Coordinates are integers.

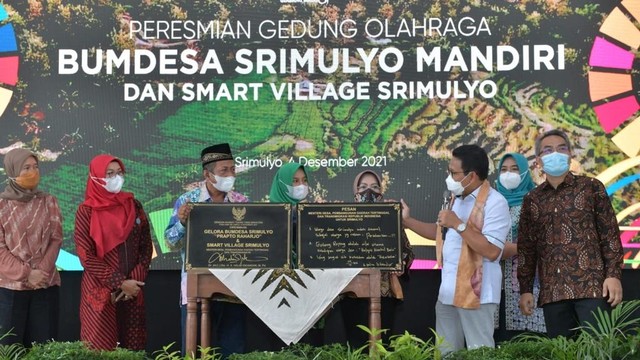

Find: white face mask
<box><xmin>210</xmin><ymin>175</ymin><xmax>235</xmax><ymax>193</ymax></box>
<box><xmin>93</xmin><ymin>175</ymin><xmax>124</xmax><ymax>193</ymax></box>
<box><xmin>286</xmin><ymin>184</ymin><xmax>309</xmax><ymax>200</ymax></box>
<box><xmin>499</xmin><ymin>171</ymin><xmax>522</xmax><ymax>190</ymax></box>
<box><xmin>445</xmin><ymin>173</ymin><xmax>469</xmax><ymax>196</ymax></box>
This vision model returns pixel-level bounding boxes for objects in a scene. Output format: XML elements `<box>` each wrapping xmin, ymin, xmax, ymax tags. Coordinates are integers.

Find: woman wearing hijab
<box><xmin>269</xmin><ymin>162</ymin><xmax>309</xmax><ymax>205</ymax></box>
<box><xmin>495</xmin><ymin>153</ymin><xmax>545</xmax><ymax>338</ymax></box>
<box><xmin>267</xmin><ymin>162</ymin><xmax>325</xmax><ymax>346</ymax></box>
<box><xmin>74</xmin><ymin>154</ymin><xmax>152</xmax><ymax>350</ymax></box>
<box><xmin>0</xmin><ymin>148</ymin><xmax>62</xmax><ymax>346</ymax></box>
<box><xmin>269</xmin><ymin>162</ymin><xmax>309</xmax><ymax>265</ymax></box>
<box><xmin>341</xmin><ymin>170</ymin><xmax>414</xmax><ymax>346</ymax></box>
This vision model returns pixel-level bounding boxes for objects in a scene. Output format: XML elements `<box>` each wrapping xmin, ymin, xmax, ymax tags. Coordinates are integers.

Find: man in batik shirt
<box><xmin>518</xmin><ymin>129</ymin><xmax>623</xmax><ymax>339</ymax></box>
<box><xmin>165</xmin><ymin>143</ymin><xmax>247</xmax><ymax>359</ymax></box>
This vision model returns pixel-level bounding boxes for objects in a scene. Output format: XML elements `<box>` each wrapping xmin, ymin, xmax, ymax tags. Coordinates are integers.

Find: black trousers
<box><xmin>0</xmin><ymin>286</ymin><xmax>60</xmax><ymax>347</ymax></box>
<box><xmin>542</xmin><ymin>298</ymin><xmax>610</xmax><ymax>339</ymax></box>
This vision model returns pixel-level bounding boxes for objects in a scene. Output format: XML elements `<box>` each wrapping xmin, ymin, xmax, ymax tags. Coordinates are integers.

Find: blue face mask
<box><xmin>541</xmin><ymin>152</ymin><xmax>570</xmax><ymax>177</ymax></box>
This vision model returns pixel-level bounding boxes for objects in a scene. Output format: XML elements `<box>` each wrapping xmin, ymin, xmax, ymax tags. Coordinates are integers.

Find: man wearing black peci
<box><xmin>165</xmin><ymin>143</ymin><xmax>248</xmax><ymax>359</ymax></box>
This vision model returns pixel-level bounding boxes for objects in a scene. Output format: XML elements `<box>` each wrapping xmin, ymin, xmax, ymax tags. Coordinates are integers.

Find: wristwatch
<box><xmin>456</xmin><ymin>223</ymin><xmax>467</xmax><ymax>233</ymax></box>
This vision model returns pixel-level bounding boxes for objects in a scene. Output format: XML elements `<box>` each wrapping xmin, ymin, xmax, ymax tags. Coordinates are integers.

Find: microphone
<box><xmin>441</xmin><ymin>190</ymin><xmax>453</xmax><ymax>238</ymax></box>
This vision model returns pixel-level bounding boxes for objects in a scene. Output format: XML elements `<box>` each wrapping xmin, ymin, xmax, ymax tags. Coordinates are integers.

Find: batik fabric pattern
<box><xmin>518</xmin><ymin>173</ymin><xmax>623</xmax><ymax>306</ymax></box>
<box><xmin>504</xmin><ymin>204</ymin><xmax>545</xmax><ymax>332</ymax></box>
<box><xmin>75</xmin><ymin>200</ymin><xmax>152</xmax><ymax>350</ymax></box>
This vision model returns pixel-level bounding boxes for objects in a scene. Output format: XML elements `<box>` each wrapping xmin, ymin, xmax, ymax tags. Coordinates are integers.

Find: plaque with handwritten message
<box><xmin>185</xmin><ymin>203</ymin><xmax>291</xmax><ymax>270</ymax></box>
<box><xmin>297</xmin><ymin>203</ymin><xmax>402</xmax><ymax>269</ymax></box>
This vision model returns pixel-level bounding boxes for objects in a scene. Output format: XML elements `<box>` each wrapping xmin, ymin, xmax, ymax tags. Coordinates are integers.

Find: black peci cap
<box><xmin>201</xmin><ymin>143</ymin><xmax>233</xmax><ymax>168</ymax></box>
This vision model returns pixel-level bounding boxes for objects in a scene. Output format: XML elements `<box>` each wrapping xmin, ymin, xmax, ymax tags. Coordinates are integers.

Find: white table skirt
<box><xmin>210</xmin><ymin>268</ymin><xmax>362</xmax><ymax>344</ymax></box>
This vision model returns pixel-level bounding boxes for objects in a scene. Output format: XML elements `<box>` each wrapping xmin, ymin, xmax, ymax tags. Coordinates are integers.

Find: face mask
<box><xmin>499</xmin><ymin>172</ymin><xmax>522</xmax><ymax>190</ymax></box>
<box><xmin>210</xmin><ymin>175</ymin><xmax>235</xmax><ymax>193</ymax></box>
<box><xmin>286</xmin><ymin>184</ymin><xmax>309</xmax><ymax>200</ymax></box>
<box><xmin>541</xmin><ymin>152</ymin><xmax>570</xmax><ymax>177</ymax></box>
<box><xmin>102</xmin><ymin>175</ymin><xmax>124</xmax><ymax>193</ymax></box>
<box><xmin>355</xmin><ymin>188</ymin><xmax>383</xmax><ymax>203</ymax></box>
<box><xmin>92</xmin><ymin>175</ymin><xmax>124</xmax><ymax>193</ymax></box>
<box><xmin>12</xmin><ymin>171</ymin><xmax>40</xmax><ymax>190</ymax></box>
<box><xmin>445</xmin><ymin>173</ymin><xmax>470</xmax><ymax>196</ymax></box>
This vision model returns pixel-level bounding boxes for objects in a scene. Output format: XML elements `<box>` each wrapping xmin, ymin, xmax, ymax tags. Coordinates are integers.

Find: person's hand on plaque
<box><xmin>178</xmin><ymin>199</ymin><xmax>193</xmax><ymax>225</ymax></box>
<box><xmin>399</xmin><ymin>199</ymin><xmax>411</xmax><ymax>221</ymax></box>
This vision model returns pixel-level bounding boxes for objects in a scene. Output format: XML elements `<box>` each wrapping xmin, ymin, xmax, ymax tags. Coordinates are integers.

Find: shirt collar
<box><xmin>541</xmin><ymin>172</ymin><xmax>575</xmax><ymax>190</ymax></box>
<box><xmin>457</xmin><ymin>184</ymin><xmax>481</xmax><ymax>201</ymax></box>
<box><xmin>198</xmin><ymin>181</ymin><xmax>232</xmax><ymax>203</ymax></box>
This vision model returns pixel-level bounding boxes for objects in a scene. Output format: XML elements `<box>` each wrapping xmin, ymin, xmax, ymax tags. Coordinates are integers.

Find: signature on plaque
<box><xmin>208</xmin><ymin>252</ymin><xmax>268</xmax><ymax>266</ymax></box>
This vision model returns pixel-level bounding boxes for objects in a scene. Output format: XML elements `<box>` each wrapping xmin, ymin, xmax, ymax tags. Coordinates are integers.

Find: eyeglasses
<box><xmin>357</xmin><ymin>184</ymin><xmax>381</xmax><ymax>192</ymax></box>
<box><xmin>447</xmin><ymin>170</ymin><xmax>466</xmax><ymax>176</ymax></box>
<box><xmin>539</xmin><ymin>144</ymin><xmax>569</xmax><ymax>156</ymax></box>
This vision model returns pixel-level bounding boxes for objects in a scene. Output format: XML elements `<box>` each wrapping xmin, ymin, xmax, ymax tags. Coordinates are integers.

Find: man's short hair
<box><xmin>534</xmin><ymin>129</ymin><xmax>572</xmax><ymax>156</ymax></box>
<box><xmin>452</xmin><ymin>144</ymin><xmax>489</xmax><ymax>180</ymax></box>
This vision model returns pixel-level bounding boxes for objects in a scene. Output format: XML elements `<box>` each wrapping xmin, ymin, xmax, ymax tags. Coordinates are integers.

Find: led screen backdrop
<box><xmin>0</xmin><ymin>0</ymin><xmax>638</xmax><ymax>270</ymax></box>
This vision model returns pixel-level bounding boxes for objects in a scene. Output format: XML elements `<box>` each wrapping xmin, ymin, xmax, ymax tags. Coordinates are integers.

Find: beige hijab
<box><xmin>352</xmin><ymin>170</ymin><xmax>382</xmax><ymax>194</ymax></box>
<box><xmin>1</xmin><ymin>148</ymin><xmax>44</xmax><ymax>202</ymax></box>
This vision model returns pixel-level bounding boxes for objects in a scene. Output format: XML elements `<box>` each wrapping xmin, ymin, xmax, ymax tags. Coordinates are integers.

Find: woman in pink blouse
<box><xmin>0</xmin><ymin>148</ymin><xmax>62</xmax><ymax>346</ymax></box>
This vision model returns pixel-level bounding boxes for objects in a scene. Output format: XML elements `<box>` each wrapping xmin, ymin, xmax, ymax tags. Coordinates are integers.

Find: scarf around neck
<box><xmin>453</xmin><ymin>180</ymin><xmax>491</xmax><ymax>309</ymax></box>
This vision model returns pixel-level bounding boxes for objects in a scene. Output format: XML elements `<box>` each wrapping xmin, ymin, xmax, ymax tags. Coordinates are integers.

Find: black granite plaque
<box><xmin>185</xmin><ymin>203</ymin><xmax>291</xmax><ymax>270</ymax></box>
<box><xmin>297</xmin><ymin>203</ymin><xmax>402</xmax><ymax>269</ymax></box>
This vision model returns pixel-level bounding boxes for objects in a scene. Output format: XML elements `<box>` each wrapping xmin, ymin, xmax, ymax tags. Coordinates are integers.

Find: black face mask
<box><xmin>355</xmin><ymin>188</ymin><xmax>383</xmax><ymax>203</ymax></box>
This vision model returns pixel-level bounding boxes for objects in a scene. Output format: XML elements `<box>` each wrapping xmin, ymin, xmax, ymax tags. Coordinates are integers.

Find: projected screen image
<box><xmin>0</xmin><ymin>0</ymin><xmax>638</xmax><ymax>270</ymax></box>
